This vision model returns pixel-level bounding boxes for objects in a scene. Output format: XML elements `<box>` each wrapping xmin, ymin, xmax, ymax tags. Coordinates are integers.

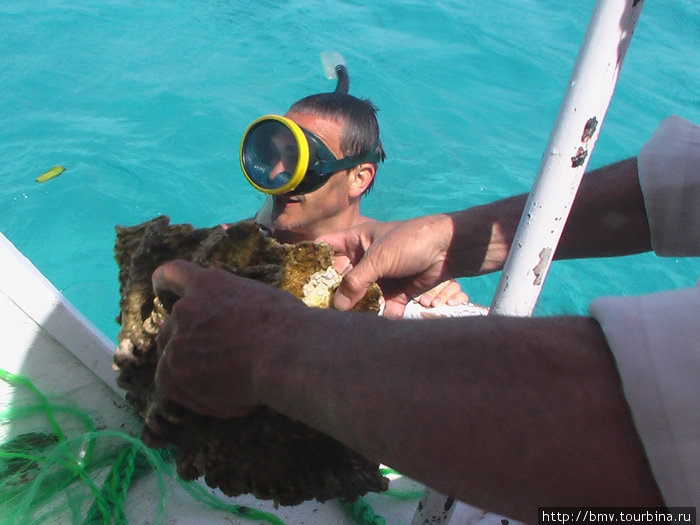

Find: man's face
<box><xmin>268</xmin><ymin>111</ymin><xmax>354</xmax><ymax>238</ymax></box>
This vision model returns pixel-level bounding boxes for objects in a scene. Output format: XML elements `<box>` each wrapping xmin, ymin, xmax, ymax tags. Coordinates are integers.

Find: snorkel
<box><xmin>321</xmin><ymin>49</ymin><xmax>350</xmax><ymax>94</ymax></box>
<box><xmin>334</xmin><ymin>64</ymin><xmax>349</xmax><ymax>94</ymax></box>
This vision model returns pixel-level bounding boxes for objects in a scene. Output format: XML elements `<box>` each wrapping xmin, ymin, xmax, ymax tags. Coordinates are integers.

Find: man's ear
<box><xmin>348</xmin><ymin>163</ymin><xmax>376</xmax><ymax>198</ymax></box>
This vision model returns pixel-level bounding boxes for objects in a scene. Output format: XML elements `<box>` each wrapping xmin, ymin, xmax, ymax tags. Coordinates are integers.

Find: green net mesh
<box><xmin>0</xmin><ymin>368</ymin><xmax>420</xmax><ymax>525</ymax></box>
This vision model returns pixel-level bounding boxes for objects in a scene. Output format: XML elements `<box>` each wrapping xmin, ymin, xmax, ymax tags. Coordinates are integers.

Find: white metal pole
<box><xmin>413</xmin><ymin>1</ymin><xmax>645</xmax><ymax>523</ymax></box>
<box><xmin>490</xmin><ymin>0</ymin><xmax>645</xmax><ymax>316</ymax></box>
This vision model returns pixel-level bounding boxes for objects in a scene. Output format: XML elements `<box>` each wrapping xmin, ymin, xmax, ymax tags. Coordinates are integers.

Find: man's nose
<box><xmin>268</xmin><ymin>160</ymin><xmax>292</xmax><ymax>185</ymax></box>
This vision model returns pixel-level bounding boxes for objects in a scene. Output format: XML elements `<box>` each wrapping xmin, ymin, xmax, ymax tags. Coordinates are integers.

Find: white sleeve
<box><xmin>588</xmin><ymin>116</ymin><xmax>700</xmax><ymax>507</ymax></box>
<box><xmin>589</xmin><ymin>286</ymin><xmax>700</xmax><ymax>507</ymax></box>
<box><xmin>637</xmin><ymin>115</ymin><xmax>700</xmax><ymax>256</ymax></box>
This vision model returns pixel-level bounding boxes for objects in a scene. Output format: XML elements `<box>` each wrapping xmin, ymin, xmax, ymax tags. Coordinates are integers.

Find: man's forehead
<box><xmin>284</xmin><ymin>111</ymin><xmax>343</xmax><ymax>153</ymax></box>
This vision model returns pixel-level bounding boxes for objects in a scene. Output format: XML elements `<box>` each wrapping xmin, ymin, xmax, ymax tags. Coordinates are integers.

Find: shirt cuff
<box><xmin>589</xmin><ymin>285</ymin><xmax>700</xmax><ymax>506</ymax></box>
<box><xmin>637</xmin><ymin>115</ymin><xmax>700</xmax><ymax>256</ymax></box>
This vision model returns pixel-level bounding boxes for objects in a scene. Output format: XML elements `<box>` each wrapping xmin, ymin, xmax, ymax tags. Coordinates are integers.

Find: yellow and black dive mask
<box><xmin>240</xmin><ymin>115</ymin><xmax>381</xmax><ymax>195</ymax></box>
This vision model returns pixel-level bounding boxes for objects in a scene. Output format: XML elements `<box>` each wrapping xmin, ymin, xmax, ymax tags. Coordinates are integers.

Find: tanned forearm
<box><xmin>255</xmin><ymin>310</ymin><xmax>663</xmax><ymax>521</ymax></box>
<box><xmin>445</xmin><ymin>157</ymin><xmax>652</xmax><ymax>277</ymax></box>
<box><xmin>557</xmin><ymin>157</ymin><xmax>652</xmax><ymax>258</ymax></box>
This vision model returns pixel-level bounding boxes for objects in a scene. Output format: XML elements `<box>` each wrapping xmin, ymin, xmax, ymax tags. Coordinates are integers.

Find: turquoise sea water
<box><xmin>1</xmin><ymin>0</ymin><xmax>699</xmax><ymax>342</ymax></box>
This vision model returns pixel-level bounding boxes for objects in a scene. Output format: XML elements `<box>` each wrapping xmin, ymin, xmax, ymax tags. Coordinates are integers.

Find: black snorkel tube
<box><xmin>334</xmin><ymin>64</ymin><xmax>350</xmax><ymax>94</ymax></box>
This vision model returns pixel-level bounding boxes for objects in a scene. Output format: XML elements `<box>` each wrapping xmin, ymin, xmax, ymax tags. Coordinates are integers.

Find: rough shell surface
<box><xmin>113</xmin><ymin>216</ymin><xmax>386</xmax><ymax>506</ymax></box>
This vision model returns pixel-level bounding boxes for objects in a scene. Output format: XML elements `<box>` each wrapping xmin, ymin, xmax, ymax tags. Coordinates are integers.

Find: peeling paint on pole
<box><xmin>581</xmin><ymin>116</ymin><xmax>598</xmax><ymax>142</ymax></box>
<box><xmin>571</xmin><ymin>146</ymin><xmax>588</xmax><ymax>167</ymax></box>
<box><xmin>533</xmin><ymin>247</ymin><xmax>553</xmax><ymax>285</ymax></box>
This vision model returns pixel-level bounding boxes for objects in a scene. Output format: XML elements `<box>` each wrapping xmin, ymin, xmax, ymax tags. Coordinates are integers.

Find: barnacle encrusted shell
<box><xmin>113</xmin><ymin>216</ymin><xmax>386</xmax><ymax>506</ymax></box>
<box><xmin>301</xmin><ymin>267</ymin><xmax>343</xmax><ymax>308</ymax></box>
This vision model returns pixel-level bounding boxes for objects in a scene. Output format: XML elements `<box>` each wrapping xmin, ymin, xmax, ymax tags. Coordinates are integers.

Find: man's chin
<box><xmin>270</xmin><ymin>216</ymin><xmax>316</xmax><ymax>239</ymax></box>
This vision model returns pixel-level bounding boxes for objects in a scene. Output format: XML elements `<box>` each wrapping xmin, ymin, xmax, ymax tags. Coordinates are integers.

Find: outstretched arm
<box><xmin>153</xmin><ymin>261</ymin><xmax>662</xmax><ymax>522</ymax></box>
<box><xmin>321</xmin><ymin>157</ymin><xmax>651</xmax><ymax>313</ymax></box>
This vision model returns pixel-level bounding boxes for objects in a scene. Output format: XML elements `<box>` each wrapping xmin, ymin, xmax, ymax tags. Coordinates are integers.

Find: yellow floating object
<box><xmin>36</xmin><ymin>166</ymin><xmax>65</xmax><ymax>183</ymax></box>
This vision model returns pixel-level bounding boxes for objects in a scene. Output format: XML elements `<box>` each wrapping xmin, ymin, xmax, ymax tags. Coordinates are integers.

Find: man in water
<box><xmin>244</xmin><ymin>88</ymin><xmax>468</xmax><ymax>309</ymax></box>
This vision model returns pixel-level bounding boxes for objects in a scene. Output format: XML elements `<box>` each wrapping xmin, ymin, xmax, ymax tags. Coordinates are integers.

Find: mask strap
<box><xmin>315</xmin><ymin>141</ymin><xmax>382</xmax><ymax>174</ymax></box>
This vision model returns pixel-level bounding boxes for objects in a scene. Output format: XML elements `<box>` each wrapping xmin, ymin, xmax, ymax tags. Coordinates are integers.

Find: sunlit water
<box><xmin>2</xmin><ymin>0</ymin><xmax>698</xmax><ymax>341</ymax></box>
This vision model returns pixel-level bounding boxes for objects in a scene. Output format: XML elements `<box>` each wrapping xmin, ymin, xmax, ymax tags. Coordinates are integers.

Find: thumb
<box><xmin>333</xmin><ymin>258</ymin><xmax>380</xmax><ymax>311</ymax></box>
<box><xmin>152</xmin><ymin>259</ymin><xmax>204</xmax><ymax>299</ymax></box>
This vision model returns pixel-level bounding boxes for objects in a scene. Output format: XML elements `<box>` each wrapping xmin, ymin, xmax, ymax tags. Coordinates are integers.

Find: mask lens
<box><xmin>241</xmin><ymin>118</ymin><xmax>307</xmax><ymax>193</ymax></box>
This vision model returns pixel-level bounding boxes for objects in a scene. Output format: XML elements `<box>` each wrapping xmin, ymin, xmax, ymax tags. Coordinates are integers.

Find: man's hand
<box><xmin>415</xmin><ymin>279</ymin><xmax>469</xmax><ymax>308</ymax></box>
<box><xmin>152</xmin><ymin>260</ymin><xmax>303</xmax><ymax>418</ymax></box>
<box><xmin>318</xmin><ymin>214</ymin><xmax>456</xmax><ymax>318</ymax></box>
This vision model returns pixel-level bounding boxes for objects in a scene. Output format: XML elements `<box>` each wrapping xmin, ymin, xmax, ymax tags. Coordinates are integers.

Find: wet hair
<box><xmin>287</xmin><ymin>75</ymin><xmax>386</xmax><ymax>196</ymax></box>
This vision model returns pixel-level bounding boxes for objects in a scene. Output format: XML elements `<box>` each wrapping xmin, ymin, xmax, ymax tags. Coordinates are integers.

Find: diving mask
<box><xmin>240</xmin><ymin>115</ymin><xmax>381</xmax><ymax>195</ymax></box>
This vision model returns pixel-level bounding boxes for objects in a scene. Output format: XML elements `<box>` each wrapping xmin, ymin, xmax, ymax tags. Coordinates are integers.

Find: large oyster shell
<box><xmin>113</xmin><ymin>216</ymin><xmax>386</xmax><ymax>506</ymax></box>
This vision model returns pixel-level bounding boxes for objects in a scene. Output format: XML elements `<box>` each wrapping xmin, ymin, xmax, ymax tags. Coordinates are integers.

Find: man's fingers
<box><xmin>318</xmin><ymin>220</ymin><xmax>393</xmax><ymax>264</ymax></box>
<box><xmin>418</xmin><ymin>280</ymin><xmax>469</xmax><ymax>308</ymax></box>
<box><xmin>382</xmin><ymin>297</ymin><xmax>409</xmax><ymax>319</ymax></box>
<box><xmin>318</xmin><ymin>232</ymin><xmax>365</xmax><ymax>265</ymax></box>
<box><xmin>152</xmin><ymin>260</ymin><xmax>204</xmax><ymax>299</ymax></box>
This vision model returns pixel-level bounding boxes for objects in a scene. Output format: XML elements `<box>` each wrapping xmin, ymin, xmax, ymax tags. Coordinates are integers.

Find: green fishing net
<box><xmin>0</xmin><ymin>368</ymin><xmax>419</xmax><ymax>525</ymax></box>
<box><xmin>0</xmin><ymin>368</ymin><xmax>285</xmax><ymax>525</ymax></box>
